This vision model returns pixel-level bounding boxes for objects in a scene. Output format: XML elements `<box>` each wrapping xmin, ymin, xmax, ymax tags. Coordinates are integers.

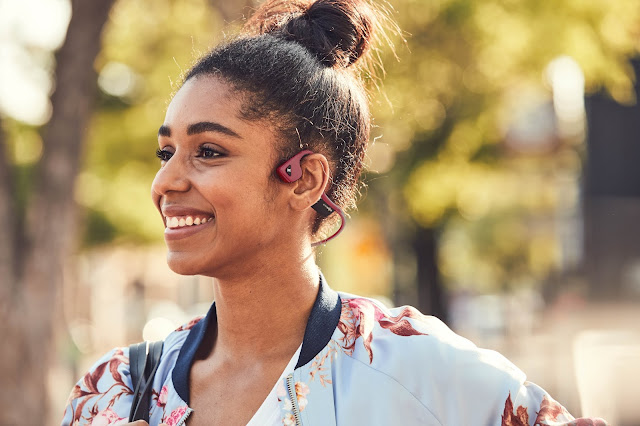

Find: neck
<box><xmin>209</xmin><ymin>250</ymin><xmax>319</xmax><ymax>363</ymax></box>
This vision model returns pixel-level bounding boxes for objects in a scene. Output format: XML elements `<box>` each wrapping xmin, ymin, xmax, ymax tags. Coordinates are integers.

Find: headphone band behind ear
<box><xmin>276</xmin><ymin>150</ymin><xmax>346</xmax><ymax>246</ymax></box>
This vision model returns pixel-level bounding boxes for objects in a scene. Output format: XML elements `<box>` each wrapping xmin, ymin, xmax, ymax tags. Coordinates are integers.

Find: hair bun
<box><xmin>245</xmin><ymin>0</ymin><xmax>377</xmax><ymax>69</ymax></box>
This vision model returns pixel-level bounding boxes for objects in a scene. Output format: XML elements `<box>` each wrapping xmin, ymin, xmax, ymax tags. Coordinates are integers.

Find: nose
<box><xmin>151</xmin><ymin>153</ymin><xmax>191</xmax><ymax>199</ymax></box>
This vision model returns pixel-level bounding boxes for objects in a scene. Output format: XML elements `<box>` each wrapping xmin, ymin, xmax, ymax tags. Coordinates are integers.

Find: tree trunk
<box><xmin>413</xmin><ymin>226</ymin><xmax>448</xmax><ymax>321</ymax></box>
<box><xmin>0</xmin><ymin>0</ymin><xmax>115</xmax><ymax>423</ymax></box>
<box><xmin>583</xmin><ymin>68</ymin><xmax>640</xmax><ymax>301</ymax></box>
<box><xmin>0</xmin><ymin>118</ymin><xmax>15</xmax><ymax>286</ymax></box>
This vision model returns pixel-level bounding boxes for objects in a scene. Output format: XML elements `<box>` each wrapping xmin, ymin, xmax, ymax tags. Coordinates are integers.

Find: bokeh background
<box><xmin>1</xmin><ymin>0</ymin><xmax>640</xmax><ymax>424</ymax></box>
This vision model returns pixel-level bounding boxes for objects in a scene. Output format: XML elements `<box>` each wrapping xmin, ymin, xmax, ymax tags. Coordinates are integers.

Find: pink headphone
<box><xmin>276</xmin><ymin>150</ymin><xmax>345</xmax><ymax>246</ymax></box>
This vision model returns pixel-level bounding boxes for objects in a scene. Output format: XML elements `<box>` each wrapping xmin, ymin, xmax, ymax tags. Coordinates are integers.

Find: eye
<box><xmin>197</xmin><ymin>146</ymin><xmax>222</xmax><ymax>159</ymax></box>
<box><xmin>155</xmin><ymin>148</ymin><xmax>173</xmax><ymax>162</ymax></box>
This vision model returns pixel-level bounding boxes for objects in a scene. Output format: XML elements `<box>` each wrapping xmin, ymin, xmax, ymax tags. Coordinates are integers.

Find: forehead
<box><xmin>164</xmin><ymin>76</ymin><xmax>244</xmax><ymax>130</ymax></box>
<box><xmin>161</xmin><ymin>76</ymin><xmax>283</xmax><ymax>165</ymax></box>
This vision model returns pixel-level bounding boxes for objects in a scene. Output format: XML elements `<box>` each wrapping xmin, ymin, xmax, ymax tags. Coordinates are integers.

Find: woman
<box><xmin>62</xmin><ymin>0</ymin><xmax>606</xmax><ymax>425</ymax></box>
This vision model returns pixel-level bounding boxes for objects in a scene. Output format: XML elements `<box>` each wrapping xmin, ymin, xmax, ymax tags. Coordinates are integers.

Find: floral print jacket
<box><xmin>62</xmin><ymin>275</ymin><xmax>607</xmax><ymax>426</ymax></box>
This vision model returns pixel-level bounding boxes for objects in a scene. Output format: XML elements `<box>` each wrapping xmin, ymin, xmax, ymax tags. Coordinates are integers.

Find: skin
<box><xmin>150</xmin><ymin>75</ymin><xmax>332</xmax><ymax>425</ymax></box>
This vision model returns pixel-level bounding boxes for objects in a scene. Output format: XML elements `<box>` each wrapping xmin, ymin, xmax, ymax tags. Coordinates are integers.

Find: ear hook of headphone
<box><xmin>276</xmin><ymin>150</ymin><xmax>346</xmax><ymax>246</ymax></box>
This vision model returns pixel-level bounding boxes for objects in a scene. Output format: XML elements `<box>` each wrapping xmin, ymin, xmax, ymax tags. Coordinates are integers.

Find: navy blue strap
<box><xmin>128</xmin><ymin>340</ymin><xmax>164</xmax><ymax>422</ymax></box>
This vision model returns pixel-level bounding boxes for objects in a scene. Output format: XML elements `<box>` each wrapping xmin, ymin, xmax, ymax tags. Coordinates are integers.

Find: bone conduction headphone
<box><xmin>276</xmin><ymin>150</ymin><xmax>346</xmax><ymax>246</ymax></box>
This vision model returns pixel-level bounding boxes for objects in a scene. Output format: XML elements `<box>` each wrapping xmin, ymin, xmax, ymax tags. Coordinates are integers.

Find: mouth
<box><xmin>162</xmin><ymin>211</ymin><xmax>215</xmax><ymax>242</ymax></box>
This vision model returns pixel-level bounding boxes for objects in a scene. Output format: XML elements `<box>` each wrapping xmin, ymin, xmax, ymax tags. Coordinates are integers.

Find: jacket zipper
<box><xmin>286</xmin><ymin>374</ymin><xmax>303</xmax><ymax>426</ymax></box>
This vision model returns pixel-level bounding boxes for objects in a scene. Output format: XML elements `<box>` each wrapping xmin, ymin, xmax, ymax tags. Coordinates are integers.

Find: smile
<box><xmin>165</xmin><ymin>215</ymin><xmax>214</xmax><ymax>229</ymax></box>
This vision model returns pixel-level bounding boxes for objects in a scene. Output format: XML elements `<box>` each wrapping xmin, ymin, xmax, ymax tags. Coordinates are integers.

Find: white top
<box><xmin>246</xmin><ymin>344</ymin><xmax>302</xmax><ymax>426</ymax></box>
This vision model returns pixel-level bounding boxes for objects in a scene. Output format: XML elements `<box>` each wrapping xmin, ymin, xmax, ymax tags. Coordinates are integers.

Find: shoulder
<box><xmin>336</xmin><ymin>293</ymin><xmax>512</xmax><ymax>368</ymax></box>
<box><xmin>161</xmin><ymin>314</ymin><xmax>205</xmax><ymax>359</ymax></box>
<box><xmin>61</xmin><ymin>347</ymin><xmax>133</xmax><ymax>425</ymax></box>
<box><xmin>333</xmin><ymin>294</ymin><xmax>525</xmax><ymax>423</ymax></box>
<box><xmin>61</xmin><ymin>315</ymin><xmax>204</xmax><ymax>426</ymax></box>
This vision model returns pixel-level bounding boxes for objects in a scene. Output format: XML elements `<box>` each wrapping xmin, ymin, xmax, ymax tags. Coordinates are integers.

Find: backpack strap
<box><xmin>128</xmin><ymin>340</ymin><xmax>164</xmax><ymax>422</ymax></box>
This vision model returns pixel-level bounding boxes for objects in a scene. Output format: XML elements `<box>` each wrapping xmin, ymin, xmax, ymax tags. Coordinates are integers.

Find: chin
<box><xmin>166</xmin><ymin>252</ymin><xmax>206</xmax><ymax>276</ymax></box>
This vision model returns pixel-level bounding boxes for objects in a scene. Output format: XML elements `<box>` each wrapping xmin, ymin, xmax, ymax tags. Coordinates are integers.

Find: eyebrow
<box><xmin>158</xmin><ymin>125</ymin><xmax>171</xmax><ymax>137</ymax></box>
<box><xmin>157</xmin><ymin>122</ymin><xmax>241</xmax><ymax>138</ymax></box>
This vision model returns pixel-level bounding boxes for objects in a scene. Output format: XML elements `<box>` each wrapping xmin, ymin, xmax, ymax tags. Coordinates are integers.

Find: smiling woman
<box><xmin>61</xmin><ymin>0</ymin><xmax>608</xmax><ymax>425</ymax></box>
<box><xmin>150</xmin><ymin>76</ymin><xmax>303</xmax><ymax>279</ymax></box>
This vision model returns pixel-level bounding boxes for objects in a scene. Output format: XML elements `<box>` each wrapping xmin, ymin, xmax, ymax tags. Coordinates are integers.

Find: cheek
<box><xmin>195</xmin><ymin>160</ymin><xmax>281</xmax><ymax>213</ymax></box>
<box><xmin>230</xmin><ymin>179</ymin><xmax>282</xmax><ymax>223</ymax></box>
<box><xmin>262</xmin><ymin>177</ymin><xmax>285</xmax><ymax>207</ymax></box>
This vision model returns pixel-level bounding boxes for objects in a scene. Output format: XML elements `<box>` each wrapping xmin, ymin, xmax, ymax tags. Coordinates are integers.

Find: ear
<box><xmin>289</xmin><ymin>153</ymin><xmax>331</xmax><ymax>212</ymax></box>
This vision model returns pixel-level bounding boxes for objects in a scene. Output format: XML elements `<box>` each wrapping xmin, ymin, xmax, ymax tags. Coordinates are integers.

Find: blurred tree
<box><xmin>76</xmin><ymin>0</ymin><xmax>250</xmax><ymax>246</ymax></box>
<box><xmin>0</xmin><ymin>0</ymin><xmax>252</xmax><ymax>421</ymax></box>
<box><xmin>0</xmin><ymin>0</ymin><xmax>116</xmax><ymax>422</ymax></box>
<box><xmin>365</xmin><ymin>0</ymin><xmax>640</xmax><ymax>314</ymax></box>
<box><xmin>583</xmin><ymin>59</ymin><xmax>640</xmax><ymax>300</ymax></box>
<box><xmin>2</xmin><ymin>0</ymin><xmax>638</xmax><ymax>419</ymax></box>
<box><xmin>0</xmin><ymin>0</ymin><xmax>250</xmax><ymax>422</ymax></box>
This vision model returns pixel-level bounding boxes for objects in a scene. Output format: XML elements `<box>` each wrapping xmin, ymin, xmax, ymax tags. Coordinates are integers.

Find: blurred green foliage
<box><xmin>6</xmin><ymin>0</ymin><xmax>638</xmax><ymax>290</ymax></box>
<box><xmin>76</xmin><ymin>0</ymin><xmax>229</xmax><ymax>244</ymax></box>
<box><xmin>368</xmin><ymin>0</ymin><xmax>639</xmax><ymax>290</ymax></box>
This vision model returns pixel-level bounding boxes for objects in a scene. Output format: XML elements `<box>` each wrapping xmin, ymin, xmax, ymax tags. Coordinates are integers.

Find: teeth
<box><xmin>165</xmin><ymin>215</ymin><xmax>213</xmax><ymax>229</ymax></box>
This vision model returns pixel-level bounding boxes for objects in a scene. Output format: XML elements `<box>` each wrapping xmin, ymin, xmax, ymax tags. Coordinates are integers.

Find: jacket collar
<box><xmin>172</xmin><ymin>272</ymin><xmax>341</xmax><ymax>403</ymax></box>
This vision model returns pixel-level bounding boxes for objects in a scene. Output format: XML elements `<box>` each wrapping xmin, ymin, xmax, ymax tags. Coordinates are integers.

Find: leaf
<box><xmin>516</xmin><ymin>406</ymin><xmax>529</xmax><ymax>424</ymax></box>
<box><xmin>339</xmin><ymin>298</ymin><xmax>431</xmax><ymax>363</ymax></box>
<box><xmin>534</xmin><ymin>395</ymin><xmax>566</xmax><ymax>422</ymax></box>
<box><xmin>73</xmin><ymin>397</ymin><xmax>92</xmax><ymax>423</ymax></box>
<box><xmin>109</xmin><ymin>356</ymin><xmax>123</xmax><ymax>386</ymax></box>
<box><xmin>358</xmin><ymin>318</ymin><xmax>374</xmax><ymax>363</ymax></box>
<box><xmin>534</xmin><ymin>395</ymin><xmax>609</xmax><ymax>425</ymax></box>
<box><xmin>501</xmin><ymin>394</ymin><xmax>529</xmax><ymax>426</ymax></box>
<box><xmin>388</xmin><ymin>306</ymin><xmax>428</xmax><ymax>323</ymax></box>
<box><xmin>67</xmin><ymin>385</ymin><xmax>91</xmax><ymax>401</ymax></box>
<box><xmin>379</xmin><ymin>319</ymin><xmax>428</xmax><ymax>337</ymax></box>
<box><xmin>83</xmin><ymin>361</ymin><xmax>108</xmax><ymax>394</ymax></box>
<box><xmin>89</xmin><ymin>403</ymin><xmax>99</xmax><ymax>417</ymax></box>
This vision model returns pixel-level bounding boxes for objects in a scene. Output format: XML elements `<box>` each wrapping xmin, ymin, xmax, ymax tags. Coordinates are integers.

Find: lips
<box><xmin>161</xmin><ymin>206</ymin><xmax>215</xmax><ymax>241</ymax></box>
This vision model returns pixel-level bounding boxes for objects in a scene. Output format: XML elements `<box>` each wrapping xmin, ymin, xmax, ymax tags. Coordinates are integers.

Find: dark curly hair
<box><xmin>184</xmin><ymin>0</ymin><xmax>395</xmax><ymax>234</ymax></box>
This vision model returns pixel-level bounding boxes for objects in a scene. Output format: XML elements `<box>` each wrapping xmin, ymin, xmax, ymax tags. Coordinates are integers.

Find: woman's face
<box><xmin>151</xmin><ymin>76</ymin><xmax>292</xmax><ymax>277</ymax></box>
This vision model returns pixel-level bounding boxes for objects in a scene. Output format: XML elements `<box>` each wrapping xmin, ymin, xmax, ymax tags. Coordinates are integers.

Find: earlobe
<box><xmin>298</xmin><ymin>160</ymin><xmax>347</xmax><ymax>246</ymax></box>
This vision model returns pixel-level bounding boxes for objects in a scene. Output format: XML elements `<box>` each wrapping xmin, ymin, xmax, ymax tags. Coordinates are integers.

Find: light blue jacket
<box><xmin>62</xmin><ymin>276</ymin><xmax>607</xmax><ymax>425</ymax></box>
